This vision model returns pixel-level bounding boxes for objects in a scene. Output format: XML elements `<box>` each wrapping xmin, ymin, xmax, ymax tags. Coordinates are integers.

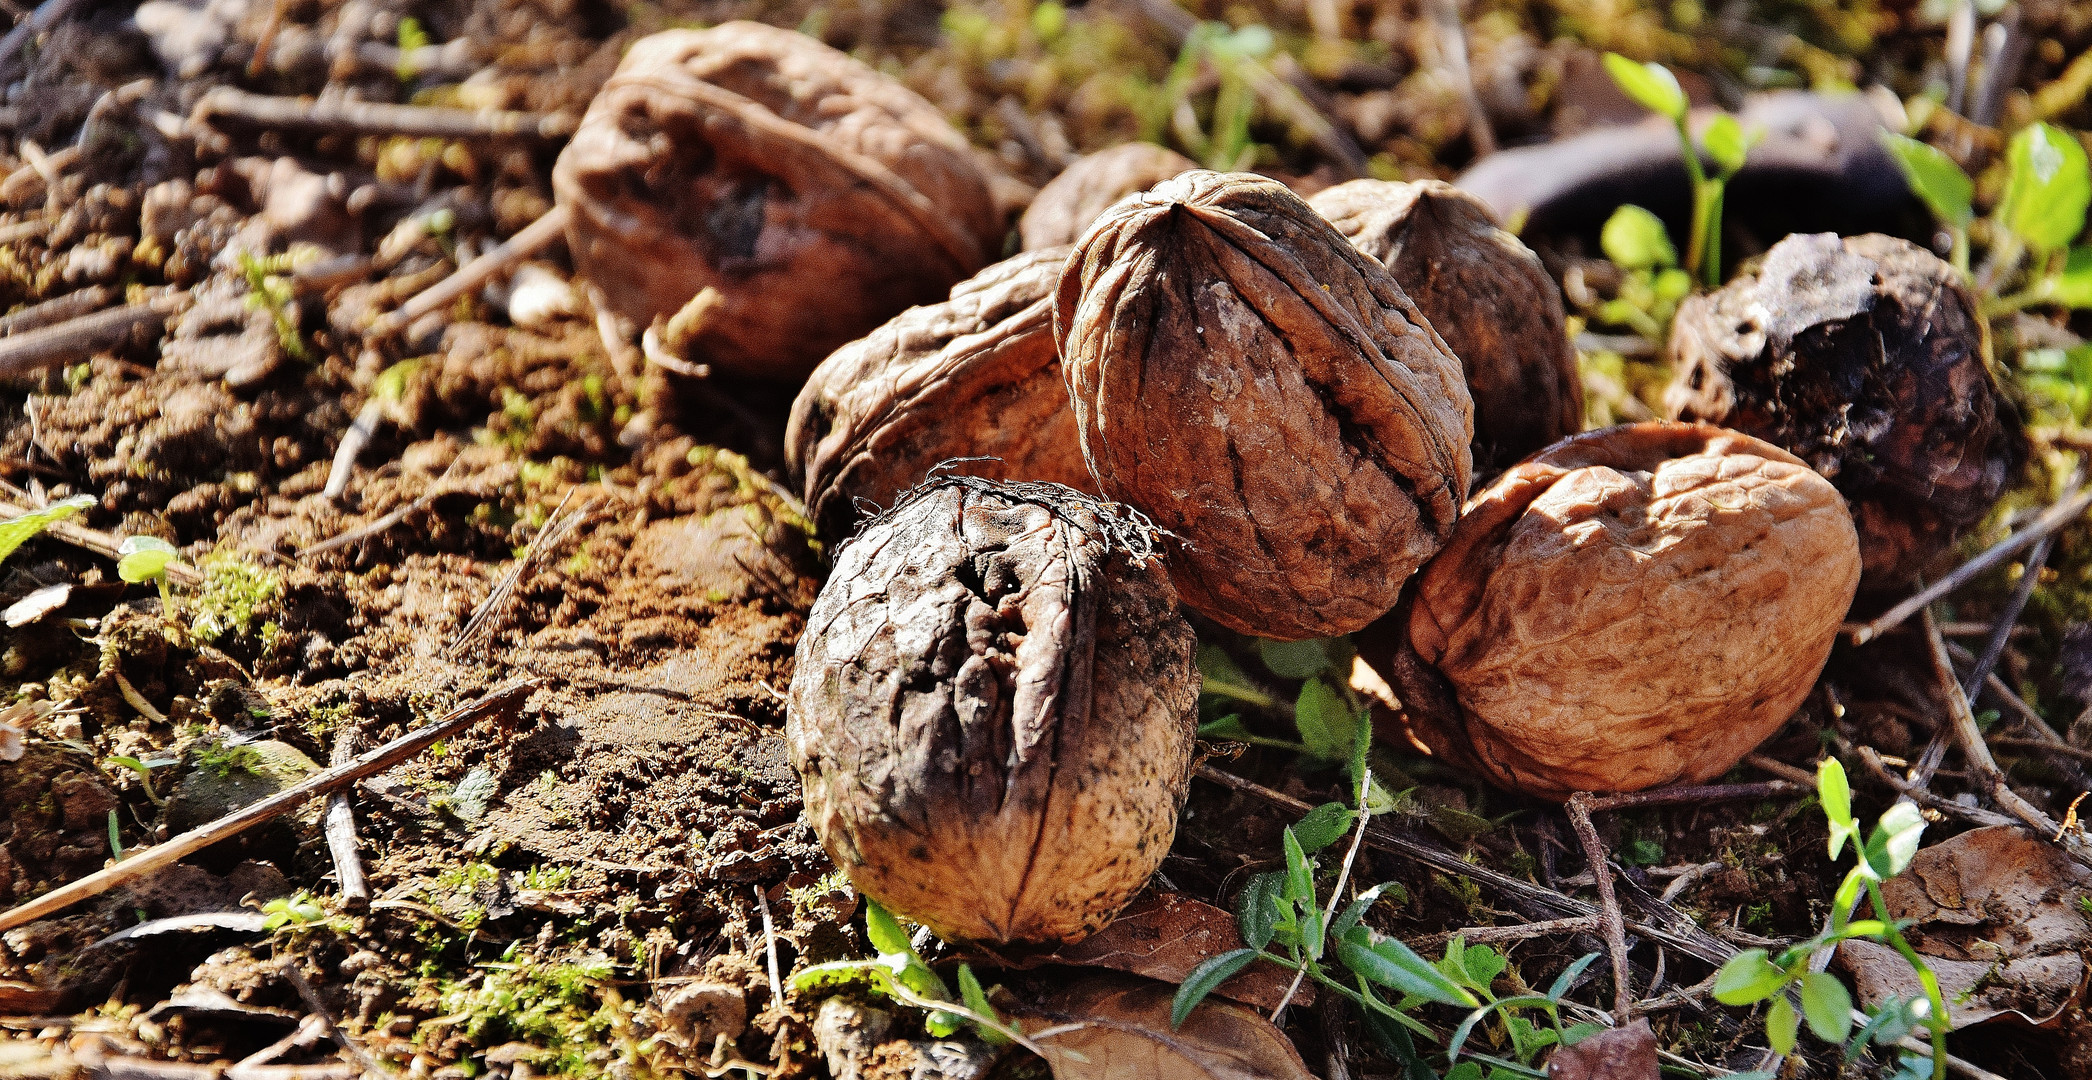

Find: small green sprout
<box><xmin>1884</xmin><ymin>121</ymin><xmax>2090</xmax><ymax>308</ymax></box>
<box><xmin>117</xmin><ymin>536</ymin><xmax>181</xmax><ymax>614</ymax></box>
<box><xmin>0</xmin><ymin>494</ymin><xmax>94</xmax><ymax>568</ymax></box>
<box><xmin>1602</xmin><ymin>54</ymin><xmax>1760</xmax><ymax>287</ymax></box>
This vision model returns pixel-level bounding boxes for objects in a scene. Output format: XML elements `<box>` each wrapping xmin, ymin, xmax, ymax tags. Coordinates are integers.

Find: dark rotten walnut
<box><xmin>1055</xmin><ymin>170</ymin><xmax>1473</xmax><ymax>641</ymax></box>
<box><xmin>1019</xmin><ymin>143</ymin><xmax>1197</xmax><ymax>252</ymax></box>
<box><xmin>552</xmin><ymin>23</ymin><xmax>1003</xmax><ymax>380</ymax></box>
<box><xmin>787</xmin><ymin>478</ymin><xmax>1197</xmax><ymax>944</ymax></box>
<box><xmin>785</xmin><ymin>247</ymin><xmax>1092</xmax><ymax>543</ymax></box>
<box><xmin>1369</xmin><ymin>422</ymin><xmax>1860</xmax><ymax>800</ymax></box>
<box><xmin>1664</xmin><ymin>232</ymin><xmax>2017</xmax><ymax>586</ymax></box>
<box><xmin>1310</xmin><ymin>179</ymin><xmax>1583</xmax><ymax>473</ymax></box>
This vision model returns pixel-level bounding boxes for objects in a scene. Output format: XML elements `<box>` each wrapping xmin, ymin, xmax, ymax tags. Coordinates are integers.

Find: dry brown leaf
<box><xmin>1545</xmin><ymin>1018</ymin><xmax>1656</xmax><ymax>1080</ymax></box>
<box><xmin>0</xmin><ymin>721</ymin><xmax>21</xmax><ymax>762</ymax></box>
<box><xmin>1835</xmin><ymin>826</ymin><xmax>2092</xmax><ymax>1028</ymax></box>
<box><xmin>966</xmin><ymin>892</ymin><xmax>1305</xmax><ymax>1011</ymax></box>
<box><xmin>1017</xmin><ymin>974</ymin><xmax>1313</xmax><ymax>1080</ymax></box>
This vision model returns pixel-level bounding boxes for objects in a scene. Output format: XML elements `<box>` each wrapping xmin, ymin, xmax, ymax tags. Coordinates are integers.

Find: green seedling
<box><xmin>116</xmin><ymin>536</ymin><xmax>181</xmax><ymax>615</ymax></box>
<box><xmin>0</xmin><ymin>494</ymin><xmax>94</xmax><ymax>568</ymax></box>
<box><xmin>1711</xmin><ymin>758</ymin><xmax>1949</xmax><ymax>1077</ymax></box>
<box><xmin>105</xmin><ymin>754</ymin><xmax>174</xmax><ymax>806</ymax></box>
<box><xmin>261</xmin><ymin>892</ymin><xmax>329</xmax><ymax>931</ymax></box>
<box><xmin>792</xmin><ymin>898</ymin><xmax>1020</xmax><ymax>1045</ymax></box>
<box><xmin>1603</xmin><ymin>54</ymin><xmax>1759</xmax><ymax>287</ymax></box>
<box><xmin>237</xmin><ymin>251</ymin><xmax>309</xmax><ymax>361</ymax></box>
<box><xmin>1884</xmin><ymin>122</ymin><xmax>2090</xmax><ymax>305</ymax></box>
<box><xmin>1586</xmin><ymin>204</ymin><xmax>1695</xmax><ymax>338</ymax></box>
<box><xmin>396</xmin><ymin>16</ymin><xmax>430</xmax><ymax>82</ymax></box>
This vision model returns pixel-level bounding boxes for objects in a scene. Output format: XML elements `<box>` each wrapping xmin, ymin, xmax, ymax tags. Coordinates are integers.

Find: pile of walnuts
<box><xmin>557</xmin><ymin>27</ymin><xmax>2011</xmax><ymax>945</ymax></box>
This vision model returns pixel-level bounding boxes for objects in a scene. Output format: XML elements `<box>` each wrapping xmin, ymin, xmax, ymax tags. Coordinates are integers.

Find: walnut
<box><xmin>1019</xmin><ymin>143</ymin><xmax>1196</xmax><ymax>251</ymax></box>
<box><xmin>1055</xmin><ymin>170</ymin><xmax>1473</xmax><ymax>641</ymax></box>
<box><xmin>787</xmin><ymin>478</ymin><xmax>1197</xmax><ymax>944</ymax></box>
<box><xmin>552</xmin><ymin>24</ymin><xmax>1005</xmax><ymax>381</ymax></box>
<box><xmin>1368</xmin><ymin>422</ymin><xmax>1859</xmax><ymax>799</ymax></box>
<box><xmin>1310</xmin><ymin>179</ymin><xmax>1583</xmax><ymax>474</ymax></box>
<box><xmin>1664</xmin><ymin>233</ymin><xmax>2018</xmax><ymax>586</ymax></box>
<box><xmin>785</xmin><ymin>247</ymin><xmax>1092</xmax><ymax>543</ymax></box>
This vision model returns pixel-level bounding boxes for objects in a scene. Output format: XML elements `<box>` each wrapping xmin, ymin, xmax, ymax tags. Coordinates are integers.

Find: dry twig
<box><xmin>0</xmin><ymin>487</ymin><xmax>205</xmax><ymax>586</ymax></box>
<box><xmin>1850</xmin><ymin>486</ymin><xmax>2092</xmax><ymax>644</ymax></box>
<box><xmin>367</xmin><ymin>204</ymin><xmax>570</xmax><ymax>339</ymax></box>
<box><xmin>0</xmin><ymin>291</ymin><xmax>182</xmax><ymax>380</ymax></box>
<box><xmin>0</xmin><ymin>680</ymin><xmax>538</xmax><ymax>933</ymax></box>
<box><xmin>192</xmin><ymin>87</ymin><xmax>576</xmax><ymax>142</ymax></box>
<box><xmin>323</xmin><ymin>730</ymin><xmax>369</xmax><ymax>910</ymax></box>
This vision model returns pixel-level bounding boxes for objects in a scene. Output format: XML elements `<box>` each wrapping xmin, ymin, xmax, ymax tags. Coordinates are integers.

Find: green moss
<box><xmin>189</xmin><ymin>554</ymin><xmax>284</xmax><ymax>645</ymax></box>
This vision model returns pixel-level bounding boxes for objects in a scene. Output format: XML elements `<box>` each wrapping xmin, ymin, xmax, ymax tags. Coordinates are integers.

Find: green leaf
<box><xmin>1293</xmin><ymin>802</ymin><xmax>1357</xmax><ymax>854</ymax></box>
<box><xmin>1798</xmin><ymin>972</ymin><xmax>1854</xmax><ymax>1043</ymax></box>
<box><xmin>1600</xmin><ymin>205</ymin><xmax>1678</xmax><ymax>271</ymax></box>
<box><xmin>1237</xmin><ymin>872</ymin><xmax>1285</xmax><ymax>950</ymax></box>
<box><xmin>1702</xmin><ymin>114</ymin><xmax>1751</xmax><ymax>174</ymax></box>
<box><xmin>1461</xmin><ymin>943</ymin><xmax>1507</xmax><ymax>993</ymax></box>
<box><xmin>1880</xmin><ymin>132</ymin><xmax>1975</xmax><ymax>228</ymax></box>
<box><xmin>116</xmin><ymin>536</ymin><xmax>179</xmax><ymax>584</ymax></box>
<box><xmin>1171</xmin><ymin>949</ymin><xmax>1258</xmax><ymax>1028</ymax></box>
<box><xmin>864</xmin><ymin>898</ymin><xmax>914</xmax><ymax>958</ymax></box>
<box><xmin>0</xmin><ymin>495</ymin><xmax>94</xmax><ymax>568</ymax></box>
<box><xmin>1546</xmin><ymin>953</ymin><xmax>1601</xmax><ymax>1001</ymax></box>
<box><xmin>957</xmin><ymin>964</ymin><xmax>1010</xmax><ymax>1046</ymax></box>
<box><xmin>1197</xmin><ymin>715</ymin><xmax>1256</xmax><ymax>740</ymax></box>
<box><xmin>1261</xmin><ymin>638</ymin><xmax>1334</xmax><ymax>680</ymax></box>
<box><xmin>1294</xmin><ymin>677</ymin><xmax>1361</xmax><ymax>763</ymax></box>
<box><xmin>1602</xmin><ymin>53</ymin><xmax>1687</xmax><ymax>120</ymax></box>
<box><xmin>1331</xmin><ymin>882</ymin><xmax>1394</xmax><ymax>940</ymax></box>
<box><xmin>1712</xmin><ymin>949</ymin><xmax>1787</xmax><ymax>1006</ymax></box>
<box><xmin>1447</xmin><ymin>995</ymin><xmax>1556</xmax><ymax>1061</ymax></box>
<box><xmin>1862</xmin><ymin>801</ymin><xmax>1926</xmax><ymax>879</ymax></box>
<box><xmin>1766</xmin><ymin>995</ymin><xmax>1801</xmax><ymax>1055</ymax></box>
<box><xmin>2001</xmin><ymin>121</ymin><xmax>2091</xmax><ymax>253</ymax></box>
<box><xmin>1336</xmin><ymin>930</ymin><xmax>1477</xmax><ymax>1007</ymax></box>
<box><xmin>1819</xmin><ymin>757</ymin><xmax>1858</xmax><ymax>860</ymax></box>
<box><xmin>2053</xmin><ymin>246</ymin><xmax>2092</xmax><ymax>308</ymax></box>
<box><xmin>1282</xmin><ymin>827</ymin><xmax>1315</xmax><ymax>903</ymax></box>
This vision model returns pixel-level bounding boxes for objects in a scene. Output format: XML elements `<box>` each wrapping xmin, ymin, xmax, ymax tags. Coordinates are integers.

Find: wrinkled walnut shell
<box><xmin>1020</xmin><ymin>143</ymin><xmax>1197</xmax><ymax>251</ymax></box>
<box><xmin>1310</xmin><ymin>179</ymin><xmax>1583</xmax><ymax>473</ymax></box>
<box><xmin>1056</xmin><ymin>170</ymin><xmax>1474</xmax><ymax>641</ymax></box>
<box><xmin>1665</xmin><ymin>232</ymin><xmax>2017</xmax><ymax>586</ymax></box>
<box><xmin>788</xmin><ymin>478</ymin><xmax>1197</xmax><ymax>944</ymax></box>
<box><xmin>1373</xmin><ymin>422</ymin><xmax>1859</xmax><ymax>799</ymax></box>
<box><xmin>552</xmin><ymin>23</ymin><xmax>1003</xmax><ymax>380</ymax></box>
<box><xmin>785</xmin><ymin>247</ymin><xmax>1093</xmax><ymax>543</ymax></box>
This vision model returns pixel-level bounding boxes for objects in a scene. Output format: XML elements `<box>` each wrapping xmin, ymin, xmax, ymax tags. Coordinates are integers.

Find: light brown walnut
<box><xmin>1310</xmin><ymin>179</ymin><xmax>1582</xmax><ymax>474</ymax></box>
<box><xmin>552</xmin><ymin>23</ymin><xmax>1003</xmax><ymax>380</ymax></box>
<box><xmin>1020</xmin><ymin>143</ymin><xmax>1196</xmax><ymax>251</ymax></box>
<box><xmin>785</xmin><ymin>247</ymin><xmax>1092</xmax><ymax>543</ymax></box>
<box><xmin>787</xmin><ymin>478</ymin><xmax>1197</xmax><ymax>944</ymax></box>
<box><xmin>1375</xmin><ymin>422</ymin><xmax>1859</xmax><ymax>799</ymax></box>
<box><xmin>1055</xmin><ymin>170</ymin><xmax>1473</xmax><ymax>641</ymax></box>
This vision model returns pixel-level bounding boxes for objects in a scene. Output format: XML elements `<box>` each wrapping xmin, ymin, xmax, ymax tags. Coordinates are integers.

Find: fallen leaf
<box><xmin>0</xmin><ymin>721</ymin><xmax>20</xmax><ymax>762</ymax></box>
<box><xmin>3</xmin><ymin>582</ymin><xmax>69</xmax><ymax>627</ymax></box>
<box><xmin>972</xmin><ymin>892</ymin><xmax>1305</xmax><ymax>1010</ymax></box>
<box><xmin>1835</xmin><ymin>825</ymin><xmax>2092</xmax><ymax>1028</ymax></box>
<box><xmin>1014</xmin><ymin>974</ymin><xmax>1312</xmax><ymax>1080</ymax></box>
<box><xmin>1546</xmin><ymin>1019</ymin><xmax>1657</xmax><ymax>1080</ymax></box>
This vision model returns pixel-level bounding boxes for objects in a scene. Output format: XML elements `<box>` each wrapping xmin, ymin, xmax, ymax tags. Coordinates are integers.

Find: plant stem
<box><xmin>1864</xmin><ymin>878</ymin><xmax>1950</xmax><ymax>1080</ymax></box>
<box><xmin>1202</xmin><ymin>680</ymin><xmax>1282</xmax><ymax>711</ymax></box>
<box><xmin>1701</xmin><ymin>178</ymin><xmax>1727</xmax><ymax>288</ymax></box>
<box><xmin>1675</xmin><ymin>116</ymin><xmax>1711</xmax><ymax>284</ymax></box>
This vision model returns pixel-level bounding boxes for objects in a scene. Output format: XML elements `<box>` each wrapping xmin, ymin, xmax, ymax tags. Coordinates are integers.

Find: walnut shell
<box><xmin>1019</xmin><ymin>143</ymin><xmax>1197</xmax><ymax>251</ymax></box>
<box><xmin>1664</xmin><ymin>233</ymin><xmax>2017</xmax><ymax>587</ymax></box>
<box><xmin>1373</xmin><ymin>422</ymin><xmax>1859</xmax><ymax>800</ymax></box>
<box><xmin>785</xmin><ymin>247</ymin><xmax>1093</xmax><ymax>543</ymax></box>
<box><xmin>1055</xmin><ymin>170</ymin><xmax>1474</xmax><ymax>641</ymax></box>
<box><xmin>787</xmin><ymin>478</ymin><xmax>1197</xmax><ymax>944</ymax></box>
<box><xmin>1309</xmin><ymin>179</ymin><xmax>1583</xmax><ymax>473</ymax></box>
<box><xmin>551</xmin><ymin>24</ymin><xmax>1004</xmax><ymax>380</ymax></box>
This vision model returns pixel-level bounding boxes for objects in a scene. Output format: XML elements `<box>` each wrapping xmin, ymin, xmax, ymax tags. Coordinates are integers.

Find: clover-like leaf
<box><xmin>1602</xmin><ymin>53</ymin><xmax>1687</xmax><ymax>120</ymax></box>
<box><xmin>1881</xmin><ymin>132</ymin><xmax>1974</xmax><ymax>228</ymax></box>
<box><xmin>2000</xmin><ymin>121</ymin><xmax>2091</xmax><ymax>253</ymax></box>
<box><xmin>1713</xmin><ymin>949</ymin><xmax>1787</xmax><ymax>1006</ymax></box>
<box><xmin>1799</xmin><ymin>972</ymin><xmax>1854</xmax><ymax>1043</ymax></box>
<box><xmin>116</xmin><ymin>536</ymin><xmax>180</xmax><ymax>584</ymax></box>
<box><xmin>1601</xmin><ymin>205</ymin><xmax>1678</xmax><ymax>271</ymax></box>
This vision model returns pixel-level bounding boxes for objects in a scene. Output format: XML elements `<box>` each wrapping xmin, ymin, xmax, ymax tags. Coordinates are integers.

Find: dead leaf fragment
<box><xmin>1016</xmin><ymin>974</ymin><xmax>1312</xmax><ymax>1080</ymax></box>
<box><xmin>1546</xmin><ymin>1019</ymin><xmax>1656</xmax><ymax>1080</ymax></box>
<box><xmin>0</xmin><ymin>721</ymin><xmax>21</xmax><ymax>762</ymax></box>
<box><xmin>1835</xmin><ymin>825</ymin><xmax>2092</xmax><ymax>1028</ymax></box>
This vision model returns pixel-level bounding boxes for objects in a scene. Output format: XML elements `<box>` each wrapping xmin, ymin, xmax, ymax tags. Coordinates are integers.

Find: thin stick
<box><xmin>1408</xmin><ymin>916</ymin><xmax>1604</xmax><ymax>950</ymax></box>
<box><xmin>298</xmin><ymin>461</ymin><xmax>462</xmax><ymax>560</ymax></box>
<box><xmin>368</xmin><ymin>205</ymin><xmax>570</xmax><ymax>339</ymax></box>
<box><xmin>1273</xmin><ymin>802</ymin><xmax>1370</xmax><ymax>1022</ymax></box>
<box><xmin>0</xmin><ymin>285</ymin><xmax>112</xmax><ymax>337</ymax></box>
<box><xmin>322</xmin><ymin>400</ymin><xmax>385</xmax><ymax>500</ymax></box>
<box><xmin>1910</xmin><ymin>533</ymin><xmax>2053</xmax><ymax>791</ymax></box>
<box><xmin>447</xmin><ymin>488</ymin><xmax>590</xmax><ymax>657</ymax></box>
<box><xmin>1923</xmin><ymin>609</ymin><xmax>2077</xmax><ymax>855</ymax></box>
<box><xmin>0</xmin><ymin>294</ymin><xmax>178</xmax><ymax>379</ymax></box>
<box><xmin>754</xmin><ymin>885</ymin><xmax>782</xmax><ymax>1007</ymax></box>
<box><xmin>323</xmin><ymin>730</ymin><xmax>369</xmax><ymax>910</ymax></box>
<box><xmin>0</xmin><ymin>680</ymin><xmax>537</xmax><ymax>932</ymax></box>
<box><xmin>1563</xmin><ymin>794</ymin><xmax>1634</xmax><ymax>1019</ymax></box>
<box><xmin>1742</xmin><ymin>752</ymin><xmax>1815</xmax><ymax>786</ymax></box>
<box><xmin>1853</xmin><ymin>745</ymin><xmax>2017</xmax><ymax>828</ymax></box>
<box><xmin>1851</xmin><ymin>487</ymin><xmax>2092</xmax><ymax>644</ymax></box>
<box><xmin>1425</xmin><ymin>0</ymin><xmax>1495</xmax><ymax>156</ymax></box>
<box><xmin>1991</xmin><ymin>737</ymin><xmax>2092</xmax><ymax>765</ymax></box>
<box><xmin>192</xmin><ymin>88</ymin><xmax>576</xmax><ymax>142</ymax></box>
